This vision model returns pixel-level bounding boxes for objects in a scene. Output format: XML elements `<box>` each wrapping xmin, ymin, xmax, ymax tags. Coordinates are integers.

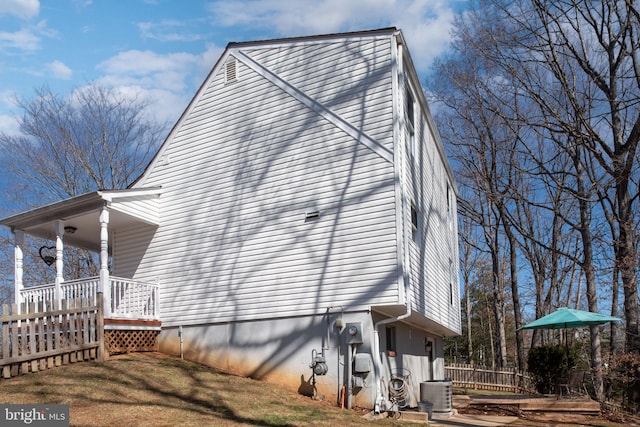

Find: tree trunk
<box><xmin>502</xmin><ymin>212</ymin><xmax>525</xmax><ymax>370</ymax></box>
<box><xmin>490</xmin><ymin>234</ymin><xmax>508</xmax><ymax>369</ymax></box>
<box><xmin>574</xmin><ymin>152</ymin><xmax>604</xmax><ymax>402</ymax></box>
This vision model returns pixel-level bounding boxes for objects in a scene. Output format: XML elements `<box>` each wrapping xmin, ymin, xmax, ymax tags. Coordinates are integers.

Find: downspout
<box><xmin>373</xmin><ymin>308</ymin><xmax>411</xmax><ymax>413</ymax></box>
<box><xmin>372</xmin><ymin>31</ymin><xmax>413</xmax><ymax>414</ymax></box>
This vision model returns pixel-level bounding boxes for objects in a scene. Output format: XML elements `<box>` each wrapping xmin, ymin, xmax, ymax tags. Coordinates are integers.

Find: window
<box><xmin>449</xmin><ymin>282</ymin><xmax>453</xmax><ymax>305</ymax></box>
<box><xmin>406</xmin><ymin>88</ymin><xmax>414</xmax><ymax>128</ymax></box>
<box><xmin>411</xmin><ymin>203</ymin><xmax>419</xmax><ymax>242</ymax></box>
<box><xmin>405</xmin><ymin>87</ymin><xmax>416</xmax><ymax>158</ymax></box>
<box><xmin>386</xmin><ymin>326</ymin><xmax>397</xmax><ymax>354</ymax></box>
<box><xmin>449</xmin><ymin>258</ymin><xmax>454</xmax><ymax>305</ymax></box>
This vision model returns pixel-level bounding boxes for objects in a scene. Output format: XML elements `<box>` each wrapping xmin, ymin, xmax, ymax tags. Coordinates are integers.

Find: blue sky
<box><xmin>0</xmin><ymin>0</ymin><xmax>464</xmax><ymax>136</ymax></box>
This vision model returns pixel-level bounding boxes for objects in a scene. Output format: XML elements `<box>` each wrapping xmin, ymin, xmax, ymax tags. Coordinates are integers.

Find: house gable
<box><xmin>126</xmin><ymin>29</ymin><xmax>403</xmax><ymax>327</ymax></box>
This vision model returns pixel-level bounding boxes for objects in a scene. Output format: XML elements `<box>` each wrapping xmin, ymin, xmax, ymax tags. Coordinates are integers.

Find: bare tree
<box><xmin>1</xmin><ymin>84</ymin><xmax>165</xmax><ymax>204</ymax></box>
<box><xmin>434</xmin><ymin>0</ymin><xmax>640</xmax><ymax>401</ymax></box>
<box><xmin>501</xmin><ymin>0</ymin><xmax>640</xmax><ymax>355</ymax></box>
<box><xmin>0</xmin><ymin>83</ymin><xmax>165</xmax><ymax>289</ymax></box>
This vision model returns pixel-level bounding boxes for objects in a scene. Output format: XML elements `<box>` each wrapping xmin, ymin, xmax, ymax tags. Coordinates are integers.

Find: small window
<box><xmin>224</xmin><ymin>58</ymin><xmax>238</xmax><ymax>84</ymax></box>
<box><xmin>406</xmin><ymin>88</ymin><xmax>414</xmax><ymax>129</ymax></box>
<box><xmin>449</xmin><ymin>258</ymin><xmax>454</xmax><ymax>305</ymax></box>
<box><xmin>386</xmin><ymin>326</ymin><xmax>396</xmax><ymax>354</ymax></box>
<box><xmin>411</xmin><ymin>203</ymin><xmax>419</xmax><ymax>242</ymax></box>
<box><xmin>406</xmin><ymin>88</ymin><xmax>416</xmax><ymax>158</ymax></box>
<box><xmin>449</xmin><ymin>282</ymin><xmax>453</xmax><ymax>305</ymax></box>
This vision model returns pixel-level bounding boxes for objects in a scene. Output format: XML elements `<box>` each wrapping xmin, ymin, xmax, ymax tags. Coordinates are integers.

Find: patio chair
<box><xmin>556</xmin><ymin>369</ymin><xmax>588</xmax><ymax>398</ymax></box>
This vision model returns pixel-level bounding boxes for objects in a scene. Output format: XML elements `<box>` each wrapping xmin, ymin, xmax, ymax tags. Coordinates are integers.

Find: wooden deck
<box><xmin>104</xmin><ymin>318</ymin><xmax>161</xmax><ymax>330</ymax></box>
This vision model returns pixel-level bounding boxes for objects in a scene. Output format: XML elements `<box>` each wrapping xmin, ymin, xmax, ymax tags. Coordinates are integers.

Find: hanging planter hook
<box><xmin>38</xmin><ymin>245</ymin><xmax>56</xmax><ymax>266</ymax></box>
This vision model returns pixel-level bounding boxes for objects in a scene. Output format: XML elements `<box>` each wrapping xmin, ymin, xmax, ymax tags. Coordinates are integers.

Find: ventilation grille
<box><xmin>225</xmin><ymin>58</ymin><xmax>237</xmax><ymax>84</ymax></box>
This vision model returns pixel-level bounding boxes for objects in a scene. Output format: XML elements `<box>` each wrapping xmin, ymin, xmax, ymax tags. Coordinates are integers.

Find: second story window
<box><xmin>406</xmin><ymin>87</ymin><xmax>416</xmax><ymax>159</ymax></box>
<box><xmin>411</xmin><ymin>203</ymin><xmax>419</xmax><ymax>242</ymax></box>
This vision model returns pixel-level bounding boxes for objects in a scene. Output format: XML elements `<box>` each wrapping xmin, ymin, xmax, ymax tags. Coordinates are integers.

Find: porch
<box><xmin>19</xmin><ymin>276</ymin><xmax>161</xmax><ymax>355</ymax></box>
<box><xmin>20</xmin><ymin>276</ymin><xmax>160</xmax><ymax>321</ymax></box>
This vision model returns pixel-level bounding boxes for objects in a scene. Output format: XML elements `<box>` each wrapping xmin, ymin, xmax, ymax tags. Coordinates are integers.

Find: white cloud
<box><xmin>0</xmin><ymin>0</ymin><xmax>39</xmax><ymax>20</ymax></box>
<box><xmin>0</xmin><ymin>27</ymin><xmax>40</xmax><ymax>51</ymax></box>
<box><xmin>47</xmin><ymin>60</ymin><xmax>72</xmax><ymax>79</ymax></box>
<box><xmin>0</xmin><ymin>114</ymin><xmax>21</xmax><ymax>137</ymax></box>
<box><xmin>138</xmin><ymin>20</ymin><xmax>204</xmax><ymax>42</ymax></box>
<box><xmin>0</xmin><ymin>20</ymin><xmax>56</xmax><ymax>53</ymax></box>
<box><xmin>208</xmin><ymin>0</ymin><xmax>456</xmax><ymax>74</ymax></box>
<box><xmin>96</xmin><ymin>45</ymin><xmax>224</xmax><ymax>124</ymax></box>
<box><xmin>99</xmin><ymin>50</ymin><xmax>195</xmax><ymax>76</ymax></box>
<box><xmin>71</xmin><ymin>0</ymin><xmax>93</xmax><ymax>9</ymax></box>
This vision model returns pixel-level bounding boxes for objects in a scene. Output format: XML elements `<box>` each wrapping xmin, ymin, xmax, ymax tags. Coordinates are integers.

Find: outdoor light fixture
<box><xmin>39</xmin><ymin>245</ymin><xmax>56</xmax><ymax>266</ymax></box>
<box><xmin>64</xmin><ymin>226</ymin><xmax>77</xmax><ymax>234</ymax></box>
<box><xmin>425</xmin><ymin>339</ymin><xmax>433</xmax><ymax>354</ymax></box>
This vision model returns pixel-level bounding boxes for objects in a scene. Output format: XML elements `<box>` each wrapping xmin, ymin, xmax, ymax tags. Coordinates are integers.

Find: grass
<box><xmin>1</xmin><ymin>353</ymin><xmax>635</xmax><ymax>427</ymax></box>
<box><xmin>0</xmin><ymin>352</ymin><xmax>417</xmax><ymax>427</ymax></box>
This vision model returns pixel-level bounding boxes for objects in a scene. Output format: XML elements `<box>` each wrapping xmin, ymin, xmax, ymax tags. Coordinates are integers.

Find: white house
<box><xmin>0</xmin><ymin>28</ymin><xmax>460</xmax><ymax>411</ymax></box>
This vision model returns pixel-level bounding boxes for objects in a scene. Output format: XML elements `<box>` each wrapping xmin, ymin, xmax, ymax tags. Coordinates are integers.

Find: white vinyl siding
<box><xmin>245</xmin><ymin>37</ymin><xmax>394</xmax><ymax>150</ymax></box>
<box><xmin>135</xmin><ymin>35</ymin><xmax>399</xmax><ymax>327</ymax></box>
<box><xmin>112</xmin><ymin>223</ymin><xmax>157</xmax><ymax>279</ymax></box>
<box><xmin>109</xmin><ymin>196</ymin><xmax>160</xmax><ymax>226</ymax></box>
<box><xmin>401</xmin><ymin>72</ymin><xmax>461</xmax><ymax>334</ymax></box>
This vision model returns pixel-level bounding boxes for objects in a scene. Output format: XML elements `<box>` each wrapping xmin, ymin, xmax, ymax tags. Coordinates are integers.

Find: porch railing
<box><xmin>20</xmin><ymin>276</ymin><xmax>159</xmax><ymax>321</ymax></box>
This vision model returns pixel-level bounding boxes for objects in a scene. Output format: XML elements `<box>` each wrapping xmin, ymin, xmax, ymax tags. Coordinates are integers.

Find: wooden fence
<box><xmin>0</xmin><ymin>294</ymin><xmax>104</xmax><ymax>379</ymax></box>
<box><xmin>445</xmin><ymin>363</ymin><xmax>535</xmax><ymax>394</ymax></box>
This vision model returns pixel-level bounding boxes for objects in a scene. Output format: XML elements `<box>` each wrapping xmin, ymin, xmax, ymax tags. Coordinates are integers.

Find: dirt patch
<box><xmin>457</xmin><ymin>399</ymin><xmax>639</xmax><ymax>427</ymax></box>
<box><xmin>458</xmin><ymin>404</ymin><xmax>520</xmax><ymax>417</ymax></box>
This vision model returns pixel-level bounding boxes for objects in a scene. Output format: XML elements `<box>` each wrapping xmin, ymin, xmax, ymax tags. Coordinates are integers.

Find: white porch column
<box><xmin>99</xmin><ymin>207</ymin><xmax>111</xmax><ymax>318</ymax></box>
<box><xmin>14</xmin><ymin>230</ymin><xmax>24</xmax><ymax>308</ymax></box>
<box><xmin>55</xmin><ymin>220</ymin><xmax>64</xmax><ymax>309</ymax></box>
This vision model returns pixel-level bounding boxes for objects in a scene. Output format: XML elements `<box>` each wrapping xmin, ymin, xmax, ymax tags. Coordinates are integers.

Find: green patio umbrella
<box><xmin>518</xmin><ymin>307</ymin><xmax>622</xmax><ymax>330</ymax></box>
<box><xmin>520</xmin><ymin>307</ymin><xmax>623</xmax><ymax>394</ymax></box>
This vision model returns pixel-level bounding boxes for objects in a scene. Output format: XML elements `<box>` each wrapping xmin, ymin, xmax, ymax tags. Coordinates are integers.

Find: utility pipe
<box><xmin>346</xmin><ymin>344</ymin><xmax>360</xmax><ymax>409</ymax></box>
<box><xmin>325</xmin><ymin>306</ymin><xmax>343</xmax><ymax>406</ymax></box>
<box><xmin>372</xmin><ymin>307</ymin><xmax>412</xmax><ymax>413</ymax></box>
<box><xmin>346</xmin><ymin>343</ymin><xmax>352</xmax><ymax>409</ymax></box>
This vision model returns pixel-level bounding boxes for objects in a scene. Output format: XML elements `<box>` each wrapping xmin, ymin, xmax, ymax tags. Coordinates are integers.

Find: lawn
<box><xmin>0</xmin><ymin>352</ymin><xmax>416</xmax><ymax>426</ymax></box>
<box><xmin>0</xmin><ymin>353</ymin><xmax>635</xmax><ymax>427</ymax></box>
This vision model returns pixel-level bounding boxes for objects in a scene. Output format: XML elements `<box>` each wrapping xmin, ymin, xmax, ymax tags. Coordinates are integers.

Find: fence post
<box><xmin>473</xmin><ymin>363</ymin><xmax>477</xmax><ymax>390</ymax></box>
<box><xmin>96</xmin><ymin>292</ymin><xmax>105</xmax><ymax>362</ymax></box>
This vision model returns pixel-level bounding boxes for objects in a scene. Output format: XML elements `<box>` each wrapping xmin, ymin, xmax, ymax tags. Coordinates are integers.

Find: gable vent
<box><xmin>224</xmin><ymin>58</ymin><xmax>238</xmax><ymax>84</ymax></box>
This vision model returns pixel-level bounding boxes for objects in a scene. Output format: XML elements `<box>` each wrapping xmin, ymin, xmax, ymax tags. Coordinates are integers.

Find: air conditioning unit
<box><xmin>419</xmin><ymin>380</ymin><xmax>452</xmax><ymax>413</ymax></box>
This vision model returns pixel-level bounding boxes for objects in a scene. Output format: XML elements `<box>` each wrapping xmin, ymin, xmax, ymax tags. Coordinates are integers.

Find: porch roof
<box><xmin>0</xmin><ymin>187</ymin><xmax>161</xmax><ymax>252</ymax></box>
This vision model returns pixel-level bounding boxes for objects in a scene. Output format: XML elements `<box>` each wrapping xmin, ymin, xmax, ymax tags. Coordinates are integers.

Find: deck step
<box><xmin>398</xmin><ymin>411</ymin><xmax>428</xmax><ymax>423</ymax></box>
<box><xmin>519</xmin><ymin>399</ymin><xmax>600</xmax><ymax>414</ymax></box>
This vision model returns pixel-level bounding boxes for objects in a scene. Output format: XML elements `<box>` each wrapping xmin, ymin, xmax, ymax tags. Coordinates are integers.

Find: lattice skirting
<box><xmin>105</xmin><ymin>330</ymin><xmax>159</xmax><ymax>354</ymax></box>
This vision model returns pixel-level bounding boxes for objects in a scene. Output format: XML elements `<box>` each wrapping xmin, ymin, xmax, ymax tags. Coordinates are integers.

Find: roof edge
<box><xmin>0</xmin><ymin>187</ymin><xmax>162</xmax><ymax>229</ymax></box>
<box><xmin>226</xmin><ymin>27</ymin><xmax>398</xmax><ymax>49</ymax></box>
